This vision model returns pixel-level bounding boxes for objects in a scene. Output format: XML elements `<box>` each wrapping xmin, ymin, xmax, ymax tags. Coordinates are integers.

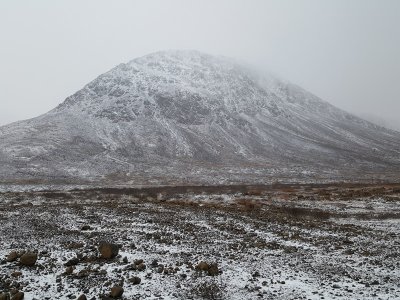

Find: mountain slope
<box><xmin>1</xmin><ymin>50</ymin><xmax>399</xmax><ymax>185</ymax></box>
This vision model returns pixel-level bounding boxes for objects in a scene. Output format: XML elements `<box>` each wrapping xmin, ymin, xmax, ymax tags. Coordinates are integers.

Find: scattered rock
<box><xmin>129</xmin><ymin>276</ymin><xmax>141</xmax><ymax>285</ymax></box>
<box><xmin>195</xmin><ymin>261</ymin><xmax>220</xmax><ymax>276</ymax></box>
<box><xmin>151</xmin><ymin>259</ymin><xmax>158</xmax><ymax>267</ymax></box>
<box><xmin>195</xmin><ymin>261</ymin><xmax>209</xmax><ymax>271</ymax></box>
<box><xmin>11</xmin><ymin>271</ymin><xmax>22</xmax><ymax>278</ymax></box>
<box><xmin>207</xmin><ymin>263</ymin><xmax>219</xmax><ymax>276</ymax></box>
<box><xmin>0</xmin><ymin>293</ymin><xmax>10</xmax><ymax>300</ymax></box>
<box><xmin>81</xmin><ymin>225</ymin><xmax>91</xmax><ymax>231</ymax></box>
<box><xmin>10</xmin><ymin>292</ymin><xmax>24</xmax><ymax>300</ymax></box>
<box><xmin>110</xmin><ymin>286</ymin><xmax>123</xmax><ymax>298</ymax></box>
<box><xmin>65</xmin><ymin>258</ymin><xmax>79</xmax><ymax>267</ymax></box>
<box><xmin>6</xmin><ymin>251</ymin><xmax>18</xmax><ymax>262</ymax></box>
<box><xmin>252</xmin><ymin>271</ymin><xmax>260</xmax><ymax>277</ymax></box>
<box><xmin>136</xmin><ymin>263</ymin><xmax>146</xmax><ymax>271</ymax></box>
<box><xmin>19</xmin><ymin>252</ymin><xmax>37</xmax><ymax>266</ymax></box>
<box><xmin>99</xmin><ymin>242</ymin><xmax>119</xmax><ymax>259</ymax></box>
<box><xmin>66</xmin><ymin>242</ymin><xmax>84</xmax><ymax>250</ymax></box>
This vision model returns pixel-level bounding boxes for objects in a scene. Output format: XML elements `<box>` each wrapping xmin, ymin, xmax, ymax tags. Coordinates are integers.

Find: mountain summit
<box><xmin>1</xmin><ymin>50</ymin><xmax>399</xmax><ymax>184</ymax></box>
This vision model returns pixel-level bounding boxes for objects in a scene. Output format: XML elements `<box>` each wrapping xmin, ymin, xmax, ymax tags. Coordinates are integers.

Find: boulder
<box><xmin>19</xmin><ymin>252</ymin><xmax>37</xmax><ymax>266</ymax></box>
<box><xmin>110</xmin><ymin>286</ymin><xmax>123</xmax><ymax>298</ymax></box>
<box><xmin>99</xmin><ymin>242</ymin><xmax>119</xmax><ymax>259</ymax></box>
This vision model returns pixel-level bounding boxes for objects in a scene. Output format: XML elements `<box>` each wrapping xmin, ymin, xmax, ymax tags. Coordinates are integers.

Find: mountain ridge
<box><xmin>1</xmin><ymin>50</ymin><xmax>399</xmax><ymax>185</ymax></box>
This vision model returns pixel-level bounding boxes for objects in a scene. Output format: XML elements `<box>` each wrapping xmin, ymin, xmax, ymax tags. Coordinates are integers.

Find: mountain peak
<box><xmin>1</xmin><ymin>50</ymin><xmax>400</xmax><ymax>184</ymax></box>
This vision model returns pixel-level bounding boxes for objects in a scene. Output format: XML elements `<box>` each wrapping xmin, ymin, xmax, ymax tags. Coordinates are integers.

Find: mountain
<box><xmin>1</xmin><ymin>50</ymin><xmax>399</xmax><ymax>185</ymax></box>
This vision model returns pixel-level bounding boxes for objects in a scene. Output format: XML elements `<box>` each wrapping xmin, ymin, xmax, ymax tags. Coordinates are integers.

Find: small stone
<box><xmin>11</xmin><ymin>292</ymin><xmax>24</xmax><ymax>300</ymax></box>
<box><xmin>136</xmin><ymin>263</ymin><xmax>146</xmax><ymax>271</ymax></box>
<box><xmin>11</xmin><ymin>271</ymin><xmax>22</xmax><ymax>277</ymax></box>
<box><xmin>77</xmin><ymin>294</ymin><xmax>87</xmax><ymax>300</ymax></box>
<box><xmin>65</xmin><ymin>258</ymin><xmax>79</xmax><ymax>267</ymax></box>
<box><xmin>207</xmin><ymin>263</ymin><xmax>219</xmax><ymax>276</ymax></box>
<box><xmin>110</xmin><ymin>286</ymin><xmax>123</xmax><ymax>298</ymax></box>
<box><xmin>0</xmin><ymin>293</ymin><xmax>10</xmax><ymax>300</ymax></box>
<box><xmin>134</xmin><ymin>259</ymin><xmax>143</xmax><ymax>265</ymax></box>
<box><xmin>99</xmin><ymin>242</ymin><xmax>119</xmax><ymax>259</ymax></box>
<box><xmin>65</xmin><ymin>266</ymin><xmax>74</xmax><ymax>275</ymax></box>
<box><xmin>81</xmin><ymin>225</ymin><xmax>91</xmax><ymax>231</ymax></box>
<box><xmin>150</xmin><ymin>259</ymin><xmax>158</xmax><ymax>267</ymax></box>
<box><xmin>19</xmin><ymin>252</ymin><xmax>37</xmax><ymax>266</ymax></box>
<box><xmin>6</xmin><ymin>251</ymin><xmax>18</xmax><ymax>262</ymax></box>
<box><xmin>252</xmin><ymin>271</ymin><xmax>260</xmax><ymax>277</ymax></box>
<box><xmin>195</xmin><ymin>261</ymin><xmax>209</xmax><ymax>271</ymax></box>
<box><xmin>129</xmin><ymin>276</ymin><xmax>141</xmax><ymax>285</ymax></box>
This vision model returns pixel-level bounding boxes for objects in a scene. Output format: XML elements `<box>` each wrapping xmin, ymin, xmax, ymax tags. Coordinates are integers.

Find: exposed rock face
<box><xmin>0</xmin><ymin>50</ymin><xmax>399</xmax><ymax>184</ymax></box>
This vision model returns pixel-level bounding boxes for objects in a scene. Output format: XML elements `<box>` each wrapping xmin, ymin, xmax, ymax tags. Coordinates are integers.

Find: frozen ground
<box><xmin>0</xmin><ymin>183</ymin><xmax>399</xmax><ymax>299</ymax></box>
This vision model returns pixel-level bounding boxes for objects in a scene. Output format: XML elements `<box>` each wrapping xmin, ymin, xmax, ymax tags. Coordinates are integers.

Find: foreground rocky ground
<box><xmin>0</xmin><ymin>183</ymin><xmax>399</xmax><ymax>300</ymax></box>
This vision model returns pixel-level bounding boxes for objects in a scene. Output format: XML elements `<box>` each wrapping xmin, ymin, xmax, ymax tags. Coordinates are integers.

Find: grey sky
<box><xmin>0</xmin><ymin>0</ymin><xmax>399</xmax><ymax>130</ymax></box>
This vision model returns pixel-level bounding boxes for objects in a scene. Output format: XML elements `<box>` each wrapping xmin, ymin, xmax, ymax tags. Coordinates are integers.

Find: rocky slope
<box><xmin>0</xmin><ymin>50</ymin><xmax>399</xmax><ymax>184</ymax></box>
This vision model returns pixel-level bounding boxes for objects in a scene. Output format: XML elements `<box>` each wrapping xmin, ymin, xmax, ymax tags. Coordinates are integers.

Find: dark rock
<box><xmin>81</xmin><ymin>225</ymin><xmax>91</xmax><ymax>231</ymax></box>
<box><xmin>19</xmin><ymin>252</ymin><xmax>37</xmax><ymax>266</ymax></box>
<box><xmin>207</xmin><ymin>263</ymin><xmax>219</xmax><ymax>276</ymax></box>
<box><xmin>77</xmin><ymin>294</ymin><xmax>87</xmax><ymax>300</ymax></box>
<box><xmin>65</xmin><ymin>266</ymin><xmax>74</xmax><ymax>275</ymax></box>
<box><xmin>128</xmin><ymin>276</ymin><xmax>141</xmax><ymax>285</ymax></box>
<box><xmin>6</xmin><ymin>251</ymin><xmax>18</xmax><ymax>263</ymax></box>
<box><xmin>66</xmin><ymin>242</ymin><xmax>84</xmax><ymax>250</ymax></box>
<box><xmin>99</xmin><ymin>242</ymin><xmax>119</xmax><ymax>259</ymax></box>
<box><xmin>252</xmin><ymin>271</ymin><xmax>260</xmax><ymax>277</ymax></box>
<box><xmin>65</xmin><ymin>258</ymin><xmax>79</xmax><ymax>267</ymax></box>
<box><xmin>136</xmin><ymin>263</ymin><xmax>146</xmax><ymax>271</ymax></box>
<box><xmin>195</xmin><ymin>261</ymin><xmax>209</xmax><ymax>271</ymax></box>
<box><xmin>11</xmin><ymin>271</ymin><xmax>22</xmax><ymax>278</ymax></box>
<box><xmin>10</xmin><ymin>292</ymin><xmax>24</xmax><ymax>300</ymax></box>
<box><xmin>195</xmin><ymin>261</ymin><xmax>219</xmax><ymax>276</ymax></box>
<box><xmin>110</xmin><ymin>286</ymin><xmax>123</xmax><ymax>298</ymax></box>
<box><xmin>151</xmin><ymin>259</ymin><xmax>158</xmax><ymax>267</ymax></box>
<box><xmin>0</xmin><ymin>293</ymin><xmax>10</xmax><ymax>300</ymax></box>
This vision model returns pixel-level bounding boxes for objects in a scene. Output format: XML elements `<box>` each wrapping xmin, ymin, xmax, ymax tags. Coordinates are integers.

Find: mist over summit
<box><xmin>0</xmin><ymin>50</ymin><xmax>399</xmax><ymax>185</ymax></box>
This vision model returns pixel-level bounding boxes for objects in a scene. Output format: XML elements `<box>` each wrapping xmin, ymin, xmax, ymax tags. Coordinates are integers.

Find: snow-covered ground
<box><xmin>0</xmin><ymin>183</ymin><xmax>399</xmax><ymax>299</ymax></box>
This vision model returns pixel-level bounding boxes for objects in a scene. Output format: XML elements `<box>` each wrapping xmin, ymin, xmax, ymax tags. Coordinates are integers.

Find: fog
<box><xmin>0</xmin><ymin>0</ymin><xmax>399</xmax><ymax>130</ymax></box>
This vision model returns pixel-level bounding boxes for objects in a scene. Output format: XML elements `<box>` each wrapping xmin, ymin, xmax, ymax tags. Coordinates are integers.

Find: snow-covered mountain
<box><xmin>1</xmin><ymin>50</ymin><xmax>399</xmax><ymax>185</ymax></box>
